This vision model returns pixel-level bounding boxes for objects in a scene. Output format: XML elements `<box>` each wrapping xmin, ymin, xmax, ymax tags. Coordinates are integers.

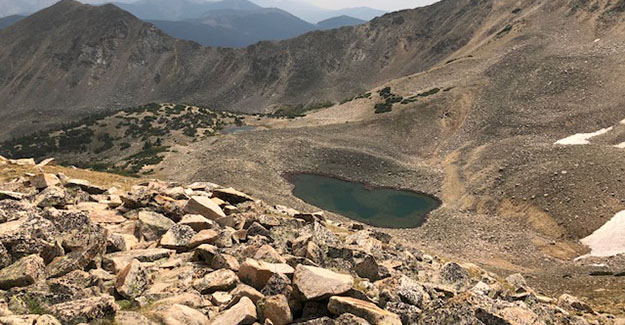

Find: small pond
<box><xmin>288</xmin><ymin>173</ymin><xmax>440</xmax><ymax>229</ymax></box>
<box><xmin>221</xmin><ymin>125</ymin><xmax>257</xmax><ymax>134</ymax></box>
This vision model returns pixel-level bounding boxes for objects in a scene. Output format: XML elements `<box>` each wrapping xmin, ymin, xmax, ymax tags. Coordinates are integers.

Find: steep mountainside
<box><xmin>317</xmin><ymin>15</ymin><xmax>366</xmax><ymax>30</ymax></box>
<box><xmin>0</xmin><ymin>0</ymin><xmax>493</xmax><ymax>140</ymax></box>
<box><xmin>151</xmin><ymin>8</ymin><xmax>317</xmax><ymax>48</ymax></box>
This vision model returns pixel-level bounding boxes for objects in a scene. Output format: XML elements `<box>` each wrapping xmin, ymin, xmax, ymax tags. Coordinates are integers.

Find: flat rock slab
<box><xmin>152</xmin><ymin>304</ymin><xmax>209</xmax><ymax>325</ymax></box>
<box><xmin>65</xmin><ymin>179</ymin><xmax>107</xmax><ymax>194</ymax></box>
<box><xmin>293</xmin><ymin>265</ymin><xmax>353</xmax><ymax>300</ymax></box>
<box><xmin>209</xmin><ymin>296</ymin><xmax>257</xmax><ymax>325</ymax></box>
<box><xmin>30</xmin><ymin>173</ymin><xmax>60</xmax><ymax>189</ymax></box>
<box><xmin>0</xmin><ymin>191</ymin><xmax>25</xmax><ymax>200</ymax></box>
<box><xmin>49</xmin><ymin>295</ymin><xmax>118</xmax><ymax>324</ymax></box>
<box><xmin>184</xmin><ymin>196</ymin><xmax>226</xmax><ymax>220</ymax></box>
<box><xmin>328</xmin><ymin>296</ymin><xmax>401</xmax><ymax>325</ymax></box>
<box><xmin>239</xmin><ymin>258</ymin><xmax>295</xmax><ymax>290</ymax></box>
<box><xmin>194</xmin><ymin>269</ymin><xmax>239</xmax><ymax>293</ymax></box>
<box><xmin>103</xmin><ymin>249</ymin><xmax>175</xmax><ymax>273</ymax></box>
<box><xmin>0</xmin><ymin>314</ymin><xmax>61</xmax><ymax>325</ymax></box>
<box><xmin>212</xmin><ymin>187</ymin><xmax>254</xmax><ymax>204</ymax></box>
<box><xmin>0</xmin><ymin>254</ymin><xmax>45</xmax><ymax>290</ymax></box>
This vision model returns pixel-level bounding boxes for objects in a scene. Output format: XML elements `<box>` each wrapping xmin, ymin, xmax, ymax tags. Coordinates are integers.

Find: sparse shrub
<box><xmin>374</xmin><ymin>102</ymin><xmax>393</xmax><ymax>114</ymax></box>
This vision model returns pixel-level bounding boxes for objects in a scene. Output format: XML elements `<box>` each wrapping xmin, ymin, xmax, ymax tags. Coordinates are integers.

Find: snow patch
<box><xmin>554</xmin><ymin>127</ymin><xmax>613</xmax><ymax>145</ymax></box>
<box><xmin>580</xmin><ymin>210</ymin><xmax>625</xmax><ymax>257</ymax></box>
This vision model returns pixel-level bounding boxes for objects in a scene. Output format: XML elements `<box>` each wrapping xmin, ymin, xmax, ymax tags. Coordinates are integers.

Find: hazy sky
<box><xmin>0</xmin><ymin>0</ymin><xmax>440</xmax><ymax>16</ymax></box>
<box><xmin>261</xmin><ymin>0</ymin><xmax>438</xmax><ymax>11</ymax></box>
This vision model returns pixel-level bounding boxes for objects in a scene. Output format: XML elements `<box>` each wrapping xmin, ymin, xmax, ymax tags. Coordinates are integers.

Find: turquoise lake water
<box><xmin>289</xmin><ymin>173</ymin><xmax>440</xmax><ymax>228</ymax></box>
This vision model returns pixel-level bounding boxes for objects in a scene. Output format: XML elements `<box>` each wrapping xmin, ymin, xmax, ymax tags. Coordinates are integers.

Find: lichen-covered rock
<box><xmin>439</xmin><ymin>262</ymin><xmax>469</xmax><ymax>289</ymax></box>
<box><xmin>159</xmin><ymin>224</ymin><xmax>196</xmax><ymax>251</ymax></box>
<box><xmin>193</xmin><ymin>269</ymin><xmax>239</xmax><ymax>293</ymax></box>
<box><xmin>115</xmin><ymin>259</ymin><xmax>148</xmax><ymax>299</ymax></box>
<box><xmin>397</xmin><ymin>276</ymin><xmax>429</xmax><ymax>308</ymax></box>
<box><xmin>293</xmin><ymin>265</ymin><xmax>353</xmax><ymax>300</ymax></box>
<box><xmin>505</xmin><ymin>273</ymin><xmax>527</xmax><ymax>288</ymax></box>
<box><xmin>0</xmin><ymin>254</ymin><xmax>45</xmax><ymax>290</ymax></box>
<box><xmin>137</xmin><ymin>211</ymin><xmax>175</xmax><ymax>241</ymax></box>
<box><xmin>103</xmin><ymin>248</ymin><xmax>174</xmax><ymax>273</ymax></box>
<box><xmin>385</xmin><ymin>301</ymin><xmax>421</xmax><ymax>324</ymax></box>
<box><xmin>45</xmin><ymin>234</ymin><xmax>106</xmax><ymax>278</ymax></box>
<box><xmin>211</xmin><ymin>252</ymin><xmax>240</xmax><ymax>271</ymax></box>
<box><xmin>247</xmin><ymin>222</ymin><xmax>271</xmax><ymax>239</ymax></box>
<box><xmin>193</xmin><ymin>244</ymin><xmax>219</xmax><ymax>264</ymax></box>
<box><xmin>0</xmin><ymin>242</ymin><xmax>11</xmax><ymax>268</ymax></box>
<box><xmin>33</xmin><ymin>186</ymin><xmax>67</xmax><ymax>208</ymax></box>
<box><xmin>43</xmin><ymin>209</ymin><xmax>106</xmax><ymax>251</ymax></box>
<box><xmin>106</xmin><ymin>233</ymin><xmax>138</xmax><ymax>253</ymax></box>
<box><xmin>254</xmin><ymin>244</ymin><xmax>286</xmax><ymax>263</ymax></box>
<box><xmin>115</xmin><ymin>311</ymin><xmax>157</xmax><ymax>325</ymax></box>
<box><xmin>209</xmin><ymin>296</ymin><xmax>257</xmax><ymax>325</ymax></box>
<box><xmin>47</xmin><ymin>270</ymin><xmax>97</xmax><ymax>301</ymax></box>
<box><xmin>328</xmin><ymin>296</ymin><xmax>401</xmax><ymax>325</ymax></box>
<box><xmin>49</xmin><ymin>295</ymin><xmax>118</xmax><ymax>324</ymax></box>
<box><xmin>261</xmin><ymin>273</ymin><xmax>292</xmax><ymax>297</ymax></box>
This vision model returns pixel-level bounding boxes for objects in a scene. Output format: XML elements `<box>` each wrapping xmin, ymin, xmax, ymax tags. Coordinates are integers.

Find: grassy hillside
<box><xmin>0</xmin><ymin>103</ymin><xmax>246</xmax><ymax>176</ymax></box>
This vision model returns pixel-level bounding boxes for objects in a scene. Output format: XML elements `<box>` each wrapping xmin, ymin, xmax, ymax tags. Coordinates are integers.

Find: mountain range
<box><xmin>0</xmin><ymin>0</ymin><xmax>369</xmax><ymax>48</ymax></box>
<box><xmin>0</xmin><ymin>0</ymin><xmax>481</xmax><ymax>140</ymax></box>
<box><xmin>113</xmin><ymin>0</ymin><xmax>264</xmax><ymax>21</ymax></box>
<box><xmin>251</xmin><ymin>0</ymin><xmax>386</xmax><ymax>23</ymax></box>
<box><xmin>0</xmin><ymin>0</ymin><xmax>385</xmax><ymax>23</ymax></box>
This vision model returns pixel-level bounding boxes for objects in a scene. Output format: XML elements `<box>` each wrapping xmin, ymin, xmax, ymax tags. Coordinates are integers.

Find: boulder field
<box><xmin>0</xmin><ymin>157</ymin><xmax>615</xmax><ymax>324</ymax></box>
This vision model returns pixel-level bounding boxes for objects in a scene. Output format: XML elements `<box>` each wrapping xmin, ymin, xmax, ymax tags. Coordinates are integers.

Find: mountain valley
<box><xmin>2</xmin><ymin>0</ymin><xmax>625</xmax><ymax>323</ymax></box>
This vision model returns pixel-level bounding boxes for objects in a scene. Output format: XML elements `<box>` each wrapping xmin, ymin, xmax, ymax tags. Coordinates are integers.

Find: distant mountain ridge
<box><xmin>0</xmin><ymin>15</ymin><xmax>25</xmax><ymax>29</ymax></box>
<box><xmin>149</xmin><ymin>7</ymin><xmax>319</xmax><ymax>48</ymax></box>
<box><xmin>317</xmin><ymin>15</ymin><xmax>365</xmax><ymax>30</ymax></box>
<box><xmin>114</xmin><ymin>0</ymin><xmax>262</xmax><ymax>21</ymax></box>
<box><xmin>250</xmin><ymin>0</ymin><xmax>386</xmax><ymax>23</ymax></box>
<box><xmin>0</xmin><ymin>1</ymin><xmax>369</xmax><ymax>48</ymax></box>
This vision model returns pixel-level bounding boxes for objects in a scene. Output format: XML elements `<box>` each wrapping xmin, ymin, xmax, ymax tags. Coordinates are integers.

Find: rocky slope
<box><xmin>0</xmin><ymin>0</ymin><xmax>491</xmax><ymax>140</ymax></box>
<box><xmin>147</xmin><ymin>0</ymin><xmax>625</xmax><ymax>312</ymax></box>
<box><xmin>0</xmin><ymin>157</ymin><xmax>615</xmax><ymax>324</ymax></box>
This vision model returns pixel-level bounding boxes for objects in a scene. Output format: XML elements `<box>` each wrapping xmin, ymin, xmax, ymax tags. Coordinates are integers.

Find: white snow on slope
<box><xmin>555</xmin><ymin>127</ymin><xmax>613</xmax><ymax>145</ymax></box>
<box><xmin>580</xmin><ymin>210</ymin><xmax>625</xmax><ymax>257</ymax></box>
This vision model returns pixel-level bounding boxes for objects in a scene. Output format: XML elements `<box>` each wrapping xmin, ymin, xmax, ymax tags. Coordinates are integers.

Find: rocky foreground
<box><xmin>0</xmin><ymin>156</ymin><xmax>617</xmax><ymax>325</ymax></box>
